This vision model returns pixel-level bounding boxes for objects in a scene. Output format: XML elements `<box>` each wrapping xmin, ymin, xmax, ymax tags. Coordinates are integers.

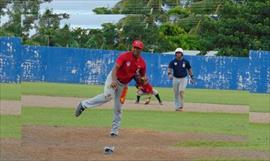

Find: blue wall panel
<box><xmin>21</xmin><ymin>45</ymin><xmax>46</xmax><ymax>81</ymax></box>
<box><xmin>1</xmin><ymin>37</ymin><xmax>269</xmax><ymax>93</ymax></box>
<box><xmin>0</xmin><ymin>37</ymin><xmax>21</xmax><ymax>83</ymax></box>
<box><xmin>249</xmin><ymin>50</ymin><xmax>270</xmax><ymax>93</ymax></box>
<box><xmin>185</xmin><ymin>56</ymin><xmax>249</xmax><ymax>90</ymax></box>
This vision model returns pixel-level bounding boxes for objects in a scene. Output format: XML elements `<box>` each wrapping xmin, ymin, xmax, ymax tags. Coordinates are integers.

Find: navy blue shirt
<box><xmin>169</xmin><ymin>58</ymin><xmax>191</xmax><ymax>78</ymax></box>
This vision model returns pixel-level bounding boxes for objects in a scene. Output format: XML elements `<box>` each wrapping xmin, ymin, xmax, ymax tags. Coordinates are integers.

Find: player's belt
<box><xmin>174</xmin><ymin>76</ymin><xmax>186</xmax><ymax>78</ymax></box>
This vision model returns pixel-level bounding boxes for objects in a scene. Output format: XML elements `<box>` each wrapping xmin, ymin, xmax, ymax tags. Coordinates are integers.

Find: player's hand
<box><xmin>189</xmin><ymin>78</ymin><xmax>195</xmax><ymax>84</ymax></box>
<box><xmin>110</xmin><ymin>81</ymin><xmax>118</xmax><ymax>89</ymax></box>
<box><xmin>168</xmin><ymin>74</ymin><xmax>173</xmax><ymax>80</ymax></box>
<box><xmin>189</xmin><ymin>75</ymin><xmax>195</xmax><ymax>84</ymax></box>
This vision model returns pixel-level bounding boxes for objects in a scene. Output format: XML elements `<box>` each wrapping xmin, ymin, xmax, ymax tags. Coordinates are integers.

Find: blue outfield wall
<box><xmin>0</xmin><ymin>37</ymin><xmax>269</xmax><ymax>93</ymax></box>
<box><xmin>249</xmin><ymin>50</ymin><xmax>270</xmax><ymax>93</ymax></box>
<box><xmin>0</xmin><ymin>37</ymin><xmax>21</xmax><ymax>83</ymax></box>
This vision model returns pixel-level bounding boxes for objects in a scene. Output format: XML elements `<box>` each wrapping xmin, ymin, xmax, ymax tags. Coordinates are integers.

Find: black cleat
<box><xmin>110</xmin><ymin>132</ymin><xmax>118</xmax><ymax>137</ymax></box>
<box><xmin>75</xmin><ymin>103</ymin><xmax>85</xmax><ymax>117</ymax></box>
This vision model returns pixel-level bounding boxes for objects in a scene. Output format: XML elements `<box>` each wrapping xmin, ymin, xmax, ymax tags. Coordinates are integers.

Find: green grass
<box><xmin>0</xmin><ymin>83</ymin><xmax>21</xmax><ymax>100</ymax></box>
<box><xmin>21</xmin><ymin>107</ymin><xmax>248</xmax><ymax>135</ymax></box>
<box><xmin>21</xmin><ymin>82</ymin><xmax>270</xmax><ymax>112</ymax></box>
<box><xmin>22</xmin><ymin>82</ymin><xmax>102</xmax><ymax>98</ymax></box>
<box><xmin>248</xmin><ymin>123</ymin><xmax>270</xmax><ymax>151</ymax></box>
<box><xmin>21</xmin><ymin>82</ymin><xmax>249</xmax><ymax>104</ymax></box>
<box><xmin>249</xmin><ymin>93</ymin><xmax>270</xmax><ymax>112</ymax></box>
<box><xmin>0</xmin><ymin>115</ymin><xmax>21</xmax><ymax>138</ymax></box>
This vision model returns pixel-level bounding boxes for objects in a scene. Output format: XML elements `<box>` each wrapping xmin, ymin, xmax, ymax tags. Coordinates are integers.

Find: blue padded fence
<box><xmin>0</xmin><ymin>37</ymin><xmax>21</xmax><ymax>83</ymax></box>
<box><xmin>249</xmin><ymin>50</ymin><xmax>270</xmax><ymax>93</ymax></box>
<box><xmin>0</xmin><ymin>37</ymin><xmax>269</xmax><ymax>93</ymax></box>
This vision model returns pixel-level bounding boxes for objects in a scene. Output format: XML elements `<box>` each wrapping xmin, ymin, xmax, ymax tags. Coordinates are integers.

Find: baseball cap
<box><xmin>132</xmin><ymin>40</ymin><xmax>144</xmax><ymax>49</ymax></box>
<box><xmin>175</xmin><ymin>48</ymin><xmax>184</xmax><ymax>53</ymax></box>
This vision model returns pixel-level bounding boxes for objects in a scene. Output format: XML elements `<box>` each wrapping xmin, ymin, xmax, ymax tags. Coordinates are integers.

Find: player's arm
<box><xmin>167</xmin><ymin>67</ymin><xmax>173</xmax><ymax>80</ymax></box>
<box><xmin>168</xmin><ymin>61</ymin><xmax>173</xmax><ymax>80</ymax></box>
<box><xmin>188</xmin><ymin>68</ymin><xmax>193</xmax><ymax>77</ymax></box>
<box><xmin>186</xmin><ymin>62</ymin><xmax>194</xmax><ymax>83</ymax></box>
<box><xmin>110</xmin><ymin>64</ymin><xmax>120</xmax><ymax>89</ymax></box>
<box><xmin>186</xmin><ymin>62</ymin><xmax>193</xmax><ymax>78</ymax></box>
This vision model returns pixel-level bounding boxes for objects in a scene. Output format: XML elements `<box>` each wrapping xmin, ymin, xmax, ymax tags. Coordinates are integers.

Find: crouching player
<box><xmin>135</xmin><ymin>77</ymin><xmax>163</xmax><ymax>105</ymax></box>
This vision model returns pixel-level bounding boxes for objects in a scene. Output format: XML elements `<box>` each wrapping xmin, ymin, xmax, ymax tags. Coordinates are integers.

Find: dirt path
<box><xmin>0</xmin><ymin>100</ymin><xmax>21</xmax><ymax>115</ymax></box>
<box><xmin>21</xmin><ymin>95</ymin><xmax>249</xmax><ymax>114</ymax></box>
<box><xmin>1</xmin><ymin>125</ymin><xmax>269</xmax><ymax>161</ymax></box>
<box><xmin>1</xmin><ymin>96</ymin><xmax>269</xmax><ymax>160</ymax></box>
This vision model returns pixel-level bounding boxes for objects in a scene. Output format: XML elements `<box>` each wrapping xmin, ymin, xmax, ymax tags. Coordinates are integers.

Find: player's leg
<box><xmin>152</xmin><ymin>89</ymin><xmax>162</xmax><ymax>105</ymax></box>
<box><xmin>75</xmin><ymin>72</ymin><xmax>115</xmax><ymax>117</ymax></box>
<box><xmin>178</xmin><ymin>77</ymin><xmax>188</xmax><ymax>109</ymax></box>
<box><xmin>173</xmin><ymin>77</ymin><xmax>181</xmax><ymax>110</ymax></box>
<box><xmin>82</xmin><ymin>71</ymin><xmax>114</xmax><ymax>107</ymax></box>
<box><xmin>135</xmin><ymin>90</ymin><xmax>143</xmax><ymax>103</ymax></box>
<box><xmin>111</xmin><ymin>83</ymin><xmax>126</xmax><ymax>136</ymax></box>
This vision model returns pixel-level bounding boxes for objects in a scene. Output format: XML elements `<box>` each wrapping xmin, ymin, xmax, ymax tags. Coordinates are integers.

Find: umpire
<box><xmin>168</xmin><ymin>47</ymin><xmax>194</xmax><ymax>111</ymax></box>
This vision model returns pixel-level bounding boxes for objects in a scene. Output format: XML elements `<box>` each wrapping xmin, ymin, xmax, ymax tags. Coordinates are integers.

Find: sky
<box><xmin>1</xmin><ymin>0</ymin><xmax>125</xmax><ymax>29</ymax></box>
<box><xmin>40</xmin><ymin>0</ymin><xmax>125</xmax><ymax>29</ymax></box>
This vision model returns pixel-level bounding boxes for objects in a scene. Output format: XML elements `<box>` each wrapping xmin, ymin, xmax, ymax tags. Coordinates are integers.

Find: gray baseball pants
<box><xmin>81</xmin><ymin>71</ymin><xmax>126</xmax><ymax>135</ymax></box>
<box><xmin>173</xmin><ymin>77</ymin><xmax>188</xmax><ymax>110</ymax></box>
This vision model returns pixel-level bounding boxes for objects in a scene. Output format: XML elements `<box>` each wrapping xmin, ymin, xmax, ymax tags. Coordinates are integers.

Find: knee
<box><xmin>137</xmin><ymin>90</ymin><xmax>143</xmax><ymax>96</ymax></box>
<box><xmin>114</xmin><ymin>108</ymin><xmax>122</xmax><ymax>114</ymax></box>
<box><xmin>180</xmin><ymin>91</ymin><xmax>184</xmax><ymax>96</ymax></box>
<box><xmin>104</xmin><ymin>94</ymin><xmax>113</xmax><ymax>101</ymax></box>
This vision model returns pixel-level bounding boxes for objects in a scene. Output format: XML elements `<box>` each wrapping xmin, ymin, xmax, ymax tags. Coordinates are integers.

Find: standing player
<box><xmin>75</xmin><ymin>40</ymin><xmax>146</xmax><ymax>136</ymax></box>
<box><xmin>168</xmin><ymin>47</ymin><xmax>194</xmax><ymax>111</ymax></box>
<box><xmin>134</xmin><ymin>76</ymin><xmax>163</xmax><ymax>105</ymax></box>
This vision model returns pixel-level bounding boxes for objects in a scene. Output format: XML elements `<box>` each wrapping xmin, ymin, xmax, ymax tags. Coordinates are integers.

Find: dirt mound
<box><xmin>1</xmin><ymin>125</ymin><xmax>269</xmax><ymax>161</ymax></box>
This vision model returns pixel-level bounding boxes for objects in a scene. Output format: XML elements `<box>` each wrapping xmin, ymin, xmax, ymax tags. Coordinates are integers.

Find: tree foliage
<box><xmin>1</xmin><ymin>0</ymin><xmax>269</xmax><ymax>56</ymax></box>
<box><xmin>198</xmin><ymin>0</ymin><xmax>270</xmax><ymax>56</ymax></box>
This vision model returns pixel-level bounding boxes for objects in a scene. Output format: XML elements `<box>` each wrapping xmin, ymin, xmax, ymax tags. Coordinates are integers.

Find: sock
<box><xmin>136</xmin><ymin>96</ymin><xmax>140</xmax><ymax>102</ymax></box>
<box><xmin>155</xmin><ymin>94</ymin><xmax>162</xmax><ymax>102</ymax></box>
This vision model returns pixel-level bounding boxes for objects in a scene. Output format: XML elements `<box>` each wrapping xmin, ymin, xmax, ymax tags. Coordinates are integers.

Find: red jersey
<box><xmin>140</xmin><ymin>83</ymin><xmax>153</xmax><ymax>94</ymax></box>
<box><xmin>116</xmin><ymin>51</ymin><xmax>146</xmax><ymax>84</ymax></box>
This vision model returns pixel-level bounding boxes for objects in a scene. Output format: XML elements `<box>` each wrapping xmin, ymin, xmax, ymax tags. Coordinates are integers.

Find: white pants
<box><xmin>172</xmin><ymin>77</ymin><xmax>188</xmax><ymax>109</ymax></box>
<box><xmin>137</xmin><ymin>88</ymin><xmax>158</xmax><ymax>96</ymax></box>
<box><xmin>81</xmin><ymin>71</ymin><xmax>126</xmax><ymax>135</ymax></box>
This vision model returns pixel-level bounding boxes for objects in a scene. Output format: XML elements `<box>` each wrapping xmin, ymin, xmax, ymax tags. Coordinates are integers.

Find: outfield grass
<box><xmin>21</xmin><ymin>82</ymin><xmax>270</xmax><ymax>112</ymax></box>
<box><xmin>0</xmin><ymin>83</ymin><xmax>21</xmax><ymax>100</ymax></box>
<box><xmin>0</xmin><ymin>115</ymin><xmax>21</xmax><ymax>138</ymax></box>
<box><xmin>1</xmin><ymin>107</ymin><xmax>269</xmax><ymax>151</ymax></box>
<box><xmin>21</xmin><ymin>82</ymin><xmax>249</xmax><ymax>104</ymax></box>
<box><xmin>249</xmin><ymin>93</ymin><xmax>270</xmax><ymax>112</ymax></box>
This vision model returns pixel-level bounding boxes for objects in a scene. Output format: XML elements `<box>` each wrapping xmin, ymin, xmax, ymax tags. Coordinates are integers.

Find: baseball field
<box><xmin>0</xmin><ymin>82</ymin><xmax>269</xmax><ymax>160</ymax></box>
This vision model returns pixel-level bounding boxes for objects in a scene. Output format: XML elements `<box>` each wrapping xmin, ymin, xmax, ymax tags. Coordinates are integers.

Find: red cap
<box><xmin>132</xmin><ymin>40</ymin><xmax>144</xmax><ymax>49</ymax></box>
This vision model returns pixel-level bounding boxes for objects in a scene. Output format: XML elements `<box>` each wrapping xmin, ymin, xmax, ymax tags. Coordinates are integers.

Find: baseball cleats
<box><xmin>75</xmin><ymin>102</ymin><xmax>86</xmax><ymax>117</ymax></box>
<box><xmin>175</xmin><ymin>107</ymin><xmax>183</xmax><ymax>112</ymax></box>
<box><xmin>159</xmin><ymin>101</ymin><xmax>163</xmax><ymax>105</ymax></box>
<box><xmin>104</xmin><ymin>146</ymin><xmax>115</xmax><ymax>155</ymax></box>
<box><xmin>110</xmin><ymin>132</ymin><xmax>118</xmax><ymax>137</ymax></box>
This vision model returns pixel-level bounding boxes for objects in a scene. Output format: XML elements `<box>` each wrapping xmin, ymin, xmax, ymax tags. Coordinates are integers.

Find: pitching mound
<box><xmin>1</xmin><ymin>125</ymin><xmax>269</xmax><ymax>161</ymax></box>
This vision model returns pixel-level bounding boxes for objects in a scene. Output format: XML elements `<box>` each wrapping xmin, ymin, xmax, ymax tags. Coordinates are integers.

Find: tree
<box><xmin>1</xmin><ymin>0</ymin><xmax>22</xmax><ymax>37</ymax></box>
<box><xmin>198</xmin><ymin>0</ymin><xmax>270</xmax><ymax>56</ymax></box>
<box><xmin>101</xmin><ymin>23</ymin><xmax>118</xmax><ymax>49</ymax></box>
<box><xmin>31</xmin><ymin>9</ymin><xmax>69</xmax><ymax>46</ymax></box>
